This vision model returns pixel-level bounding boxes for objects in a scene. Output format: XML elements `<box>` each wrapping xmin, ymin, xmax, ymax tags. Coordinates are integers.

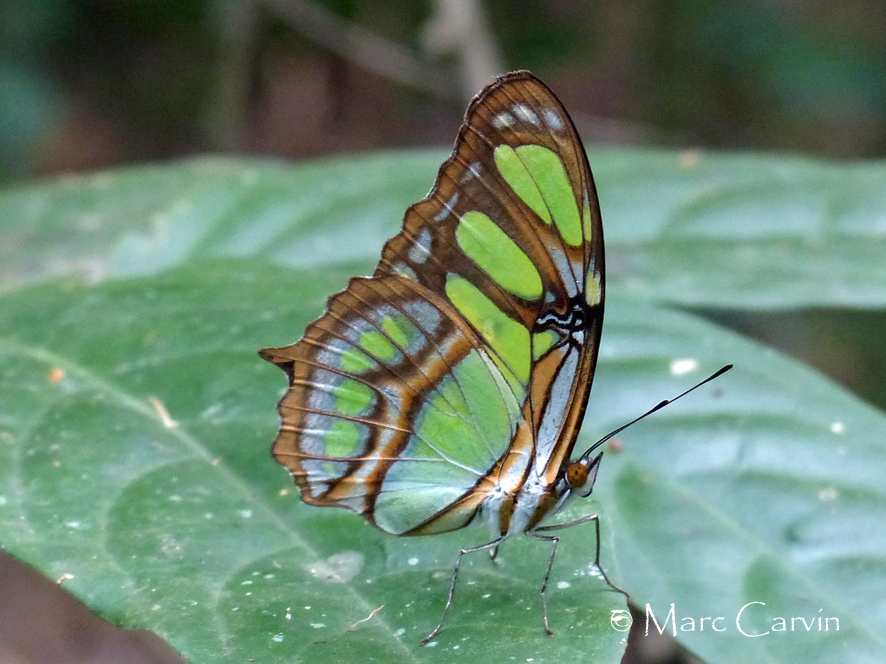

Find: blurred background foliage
<box><xmin>1</xmin><ymin>2</ymin><xmax>885</xmax><ymax>662</ymax></box>
<box><xmin>3</xmin><ymin>0</ymin><xmax>886</xmax><ymax>182</ymax></box>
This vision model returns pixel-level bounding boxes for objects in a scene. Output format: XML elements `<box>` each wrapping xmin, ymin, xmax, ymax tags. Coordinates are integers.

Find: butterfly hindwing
<box><xmin>261</xmin><ymin>276</ymin><xmax>529</xmax><ymax>535</ymax></box>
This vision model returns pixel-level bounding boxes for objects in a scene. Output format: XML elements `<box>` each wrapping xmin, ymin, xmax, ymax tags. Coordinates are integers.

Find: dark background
<box><xmin>3</xmin><ymin>0</ymin><xmax>886</xmax><ymax>183</ymax></box>
<box><xmin>1</xmin><ymin>2</ymin><xmax>884</xmax><ymax>663</ymax></box>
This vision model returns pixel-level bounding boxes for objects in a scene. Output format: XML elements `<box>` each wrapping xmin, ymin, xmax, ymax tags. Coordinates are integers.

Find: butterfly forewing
<box><xmin>262</xmin><ymin>71</ymin><xmax>604</xmax><ymax>536</ymax></box>
<box><xmin>377</xmin><ymin>72</ymin><xmax>604</xmax><ymax>484</ymax></box>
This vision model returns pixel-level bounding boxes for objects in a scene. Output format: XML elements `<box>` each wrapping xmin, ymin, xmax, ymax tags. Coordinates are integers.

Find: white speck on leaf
<box><xmin>149</xmin><ymin>397</ymin><xmax>178</xmax><ymax>428</ymax></box>
<box><xmin>200</xmin><ymin>403</ymin><xmax>223</xmax><ymax>419</ymax></box>
<box><xmin>307</xmin><ymin>551</ymin><xmax>364</xmax><ymax>583</ymax></box>
<box><xmin>670</xmin><ymin>358</ymin><xmax>698</xmax><ymax>376</ymax></box>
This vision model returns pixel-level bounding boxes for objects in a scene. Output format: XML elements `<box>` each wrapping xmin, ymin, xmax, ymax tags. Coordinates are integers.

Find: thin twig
<box><xmin>211</xmin><ymin>0</ymin><xmax>260</xmax><ymax>151</ymax></box>
<box><xmin>421</xmin><ymin>0</ymin><xmax>505</xmax><ymax>99</ymax></box>
<box><xmin>346</xmin><ymin>604</ymin><xmax>384</xmax><ymax>631</ymax></box>
<box><xmin>259</xmin><ymin>0</ymin><xmax>457</xmax><ymax>99</ymax></box>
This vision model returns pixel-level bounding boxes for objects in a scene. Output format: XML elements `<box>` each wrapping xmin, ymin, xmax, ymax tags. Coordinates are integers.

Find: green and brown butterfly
<box><xmin>260</xmin><ymin>70</ymin><xmax>628</xmax><ymax>643</ymax></box>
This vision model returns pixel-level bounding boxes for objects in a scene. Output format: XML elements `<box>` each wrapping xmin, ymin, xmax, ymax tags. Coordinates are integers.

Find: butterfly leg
<box><xmin>421</xmin><ymin>535</ymin><xmax>506</xmax><ymax>646</ymax></box>
<box><xmin>526</xmin><ymin>531</ymin><xmax>560</xmax><ymax>636</ymax></box>
<box><xmin>534</xmin><ymin>513</ymin><xmax>629</xmax><ymax>599</ymax></box>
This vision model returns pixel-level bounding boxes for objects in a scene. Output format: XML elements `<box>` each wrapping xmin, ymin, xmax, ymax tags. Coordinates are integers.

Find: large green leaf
<box><xmin>0</xmin><ymin>263</ymin><xmax>628</xmax><ymax>663</ymax></box>
<box><xmin>1</xmin><ymin>152</ymin><xmax>884</xmax><ymax>664</ymax></box>
<box><xmin>2</xmin><ymin>151</ymin><xmax>885</xmax><ymax>308</ymax></box>
<box><xmin>593</xmin><ymin>289</ymin><xmax>886</xmax><ymax>663</ymax></box>
<box><xmin>0</xmin><ymin>262</ymin><xmax>882</xmax><ymax>663</ymax></box>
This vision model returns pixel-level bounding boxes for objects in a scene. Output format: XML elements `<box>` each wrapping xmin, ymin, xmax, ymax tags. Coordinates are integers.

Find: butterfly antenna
<box><xmin>581</xmin><ymin>364</ymin><xmax>733</xmax><ymax>459</ymax></box>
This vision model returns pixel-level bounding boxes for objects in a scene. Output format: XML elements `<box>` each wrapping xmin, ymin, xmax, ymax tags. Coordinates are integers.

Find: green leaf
<box><xmin>1</xmin><ymin>152</ymin><xmax>883</xmax><ymax>663</ymax></box>
<box><xmin>592</xmin><ymin>291</ymin><xmax>886</xmax><ymax>663</ymax></box>
<box><xmin>0</xmin><ymin>263</ymin><xmax>626</xmax><ymax>663</ymax></box>
<box><xmin>2</xmin><ymin>151</ymin><xmax>885</xmax><ymax>309</ymax></box>
<box><xmin>598</xmin><ymin>149</ymin><xmax>886</xmax><ymax>310</ymax></box>
<box><xmin>0</xmin><ymin>261</ymin><xmax>882</xmax><ymax>663</ymax></box>
<box><xmin>0</xmin><ymin>155</ymin><xmax>428</xmax><ymax>287</ymax></box>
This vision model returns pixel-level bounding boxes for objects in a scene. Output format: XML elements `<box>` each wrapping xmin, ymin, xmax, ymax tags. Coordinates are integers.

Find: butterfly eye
<box><xmin>565</xmin><ymin>462</ymin><xmax>588</xmax><ymax>488</ymax></box>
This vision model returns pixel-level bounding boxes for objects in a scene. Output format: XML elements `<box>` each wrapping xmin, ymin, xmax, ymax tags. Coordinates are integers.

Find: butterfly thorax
<box><xmin>485</xmin><ymin>471</ymin><xmax>565</xmax><ymax>537</ymax></box>
<box><xmin>482</xmin><ymin>447</ymin><xmax>602</xmax><ymax>538</ymax></box>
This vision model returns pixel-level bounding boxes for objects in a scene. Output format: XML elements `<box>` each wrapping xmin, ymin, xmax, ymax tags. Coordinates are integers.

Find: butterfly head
<box><xmin>565</xmin><ymin>452</ymin><xmax>603</xmax><ymax>498</ymax></box>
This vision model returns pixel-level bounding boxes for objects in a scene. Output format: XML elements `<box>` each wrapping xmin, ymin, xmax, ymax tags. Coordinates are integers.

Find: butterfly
<box><xmin>260</xmin><ymin>70</ymin><xmax>629</xmax><ymax>643</ymax></box>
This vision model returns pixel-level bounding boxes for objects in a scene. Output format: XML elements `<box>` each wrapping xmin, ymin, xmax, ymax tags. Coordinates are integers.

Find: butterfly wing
<box><xmin>377</xmin><ymin>72</ymin><xmax>605</xmax><ymax>487</ymax></box>
<box><xmin>261</xmin><ymin>71</ymin><xmax>604</xmax><ymax>535</ymax></box>
<box><xmin>261</xmin><ymin>277</ymin><xmax>526</xmax><ymax>535</ymax></box>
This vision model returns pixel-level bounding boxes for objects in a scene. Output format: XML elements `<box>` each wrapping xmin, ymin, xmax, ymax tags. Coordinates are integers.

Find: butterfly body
<box><xmin>261</xmin><ymin>71</ymin><xmax>624</xmax><ymax>640</ymax></box>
